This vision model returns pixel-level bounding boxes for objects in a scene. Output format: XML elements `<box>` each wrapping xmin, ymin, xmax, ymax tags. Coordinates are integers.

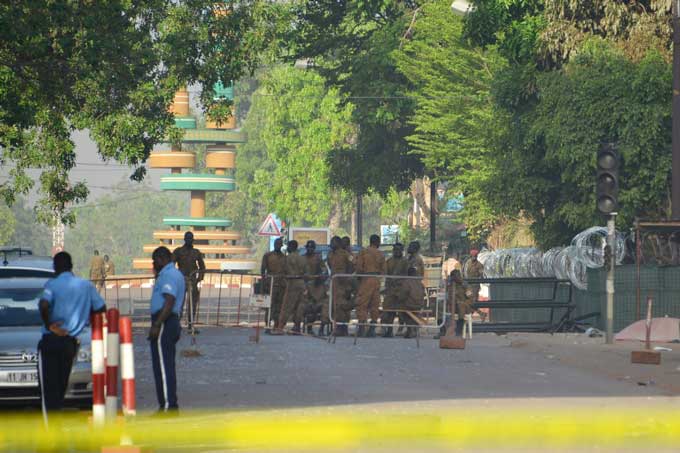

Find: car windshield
<box><xmin>0</xmin><ymin>288</ymin><xmax>43</xmax><ymax>327</ymax></box>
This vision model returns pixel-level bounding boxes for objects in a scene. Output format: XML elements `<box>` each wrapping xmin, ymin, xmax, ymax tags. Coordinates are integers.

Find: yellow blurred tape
<box><xmin>1</xmin><ymin>408</ymin><xmax>679</xmax><ymax>451</ymax></box>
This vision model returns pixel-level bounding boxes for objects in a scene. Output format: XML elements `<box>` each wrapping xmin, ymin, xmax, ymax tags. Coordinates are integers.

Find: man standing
<box><xmin>103</xmin><ymin>255</ymin><xmax>116</xmax><ymax>278</ymax></box>
<box><xmin>381</xmin><ymin>243</ymin><xmax>409</xmax><ymax>338</ymax></box>
<box><xmin>148</xmin><ymin>246</ymin><xmax>185</xmax><ymax>413</ymax></box>
<box><xmin>327</xmin><ymin>236</ymin><xmax>353</xmax><ymax>336</ymax></box>
<box><xmin>301</xmin><ymin>240</ymin><xmax>329</xmax><ymax>336</ymax></box>
<box><xmin>402</xmin><ymin>267</ymin><xmax>425</xmax><ymax>339</ymax></box>
<box><xmin>465</xmin><ymin>249</ymin><xmax>484</xmax><ymax>302</ymax></box>
<box><xmin>407</xmin><ymin>241</ymin><xmax>425</xmax><ymax>278</ymax></box>
<box><xmin>447</xmin><ymin>269</ymin><xmax>473</xmax><ymax>336</ymax></box>
<box><xmin>89</xmin><ymin>250</ymin><xmax>106</xmax><ymax>292</ymax></box>
<box><xmin>465</xmin><ymin>249</ymin><xmax>486</xmax><ymax>322</ymax></box>
<box><xmin>277</xmin><ymin>240</ymin><xmax>306</xmax><ymax>333</ymax></box>
<box><xmin>173</xmin><ymin>232</ymin><xmax>205</xmax><ymax>329</ymax></box>
<box><xmin>355</xmin><ymin>234</ymin><xmax>385</xmax><ymax>337</ymax></box>
<box><xmin>261</xmin><ymin>238</ymin><xmax>286</xmax><ymax>331</ymax></box>
<box><xmin>38</xmin><ymin>252</ymin><xmax>106</xmax><ymax>412</ymax></box>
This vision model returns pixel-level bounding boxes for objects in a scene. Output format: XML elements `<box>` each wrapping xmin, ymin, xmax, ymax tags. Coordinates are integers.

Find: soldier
<box><xmin>407</xmin><ymin>241</ymin><xmax>425</xmax><ymax>277</ymax></box>
<box><xmin>326</xmin><ymin>236</ymin><xmax>353</xmax><ymax>336</ymax></box>
<box><xmin>277</xmin><ymin>240</ymin><xmax>307</xmax><ymax>333</ymax></box>
<box><xmin>341</xmin><ymin>236</ymin><xmax>354</xmax><ymax>263</ymax></box>
<box><xmin>465</xmin><ymin>249</ymin><xmax>484</xmax><ymax>302</ymax></box>
<box><xmin>173</xmin><ymin>232</ymin><xmax>205</xmax><ymax>329</ymax></box>
<box><xmin>402</xmin><ymin>266</ymin><xmax>425</xmax><ymax>339</ymax></box>
<box><xmin>447</xmin><ymin>269</ymin><xmax>473</xmax><ymax>336</ymax></box>
<box><xmin>380</xmin><ymin>243</ymin><xmax>409</xmax><ymax>338</ymax></box>
<box><xmin>464</xmin><ymin>249</ymin><xmax>486</xmax><ymax>321</ymax></box>
<box><xmin>89</xmin><ymin>250</ymin><xmax>106</xmax><ymax>293</ymax></box>
<box><xmin>103</xmin><ymin>254</ymin><xmax>116</xmax><ymax>278</ymax></box>
<box><xmin>354</xmin><ymin>234</ymin><xmax>385</xmax><ymax>337</ymax></box>
<box><xmin>261</xmin><ymin>238</ymin><xmax>286</xmax><ymax>331</ymax></box>
<box><xmin>300</xmin><ymin>240</ymin><xmax>329</xmax><ymax>335</ymax></box>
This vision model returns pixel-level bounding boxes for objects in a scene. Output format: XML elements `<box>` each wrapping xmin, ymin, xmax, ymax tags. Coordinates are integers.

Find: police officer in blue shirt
<box><xmin>38</xmin><ymin>251</ymin><xmax>106</xmax><ymax>411</ymax></box>
<box><xmin>148</xmin><ymin>246</ymin><xmax>185</xmax><ymax>412</ymax></box>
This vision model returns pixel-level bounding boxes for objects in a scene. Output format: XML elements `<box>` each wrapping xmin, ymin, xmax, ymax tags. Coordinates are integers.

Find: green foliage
<box><xmin>0</xmin><ymin>1</ymin><xmax>275</xmax><ymax>223</ymax></box>
<box><xmin>9</xmin><ymin>198</ymin><xmax>51</xmax><ymax>255</ymax></box>
<box><xmin>464</xmin><ymin>0</ymin><xmax>544</xmax><ymax>63</ymax></box>
<box><xmin>489</xmin><ymin>39</ymin><xmax>672</xmax><ymax>247</ymax></box>
<box><xmin>292</xmin><ymin>1</ymin><xmax>423</xmax><ymax>196</ymax></box>
<box><xmin>239</xmin><ymin>65</ymin><xmax>354</xmax><ymax>225</ymax></box>
<box><xmin>64</xmin><ymin>183</ymin><xmax>187</xmax><ymax>276</ymax></box>
<box><xmin>394</xmin><ymin>0</ymin><xmax>502</xmax><ymax>239</ymax></box>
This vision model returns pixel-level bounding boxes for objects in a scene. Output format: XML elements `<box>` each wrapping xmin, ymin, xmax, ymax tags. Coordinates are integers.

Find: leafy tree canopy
<box><xmin>0</xmin><ymin>1</ymin><xmax>276</xmax><ymax>224</ymax></box>
<box><xmin>239</xmin><ymin>65</ymin><xmax>354</xmax><ymax>225</ymax></box>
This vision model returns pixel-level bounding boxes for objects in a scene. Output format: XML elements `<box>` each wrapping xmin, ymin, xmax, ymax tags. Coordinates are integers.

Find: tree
<box><xmin>0</xmin><ymin>1</ymin><xmax>276</xmax><ymax>224</ymax></box>
<box><xmin>64</xmin><ymin>182</ymin><xmax>187</xmax><ymax>276</ymax></box>
<box><xmin>291</xmin><ymin>1</ymin><xmax>424</xmax><ymax>197</ymax></box>
<box><xmin>394</xmin><ymin>0</ymin><xmax>503</xmax><ymax>239</ymax></box>
<box><xmin>458</xmin><ymin>0</ymin><xmax>676</xmax><ymax>247</ymax></box>
<box><xmin>231</xmin><ymin>65</ymin><xmax>354</xmax><ymax>227</ymax></box>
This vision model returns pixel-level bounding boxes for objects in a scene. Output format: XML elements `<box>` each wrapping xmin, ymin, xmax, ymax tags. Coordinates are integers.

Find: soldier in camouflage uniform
<box><xmin>300</xmin><ymin>240</ymin><xmax>329</xmax><ymax>336</ymax></box>
<box><xmin>401</xmin><ymin>266</ymin><xmax>425</xmax><ymax>339</ymax></box>
<box><xmin>277</xmin><ymin>240</ymin><xmax>307</xmax><ymax>334</ymax></box>
<box><xmin>355</xmin><ymin>234</ymin><xmax>385</xmax><ymax>337</ymax></box>
<box><xmin>380</xmin><ymin>243</ymin><xmax>409</xmax><ymax>338</ymax></box>
<box><xmin>327</xmin><ymin>236</ymin><xmax>353</xmax><ymax>336</ymax></box>
<box><xmin>261</xmin><ymin>238</ymin><xmax>286</xmax><ymax>331</ymax></box>
<box><xmin>89</xmin><ymin>250</ymin><xmax>106</xmax><ymax>293</ymax></box>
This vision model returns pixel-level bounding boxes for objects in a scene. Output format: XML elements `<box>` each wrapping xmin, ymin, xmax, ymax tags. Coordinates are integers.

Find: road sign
<box><xmin>289</xmin><ymin>227</ymin><xmax>330</xmax><ymax>245</ymax></box>
<box><xmin>258</xmin><ymin>214</ymin><xmax>281</xmax><ymax>236</ymax></box>
<box><xmin>380</xmin><ymin>225</ymin><xmax>399</xmax><ymax>245</ymax></box>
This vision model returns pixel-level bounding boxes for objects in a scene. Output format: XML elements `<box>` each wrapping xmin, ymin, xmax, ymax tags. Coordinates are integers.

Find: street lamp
<box><xmin>451</xmin><ymin>0</ymin><xmax>473</xmax><ymax>16</ymax></box>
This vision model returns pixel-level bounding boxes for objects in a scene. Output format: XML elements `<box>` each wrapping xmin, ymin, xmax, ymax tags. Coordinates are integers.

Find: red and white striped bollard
<box><xmin>119</xmin><ymin>316</ymin><xmax>136</xmax><ymax>416</ymax></box>
<box><xmin>105</xmin><ymin>308</ymin><xmax>119</xmax><ymax>418</ymax></box>
<box><xmin>91</xmin><ymin>312</ymin><xmax>106</xmax><ymax>424</ymax></box>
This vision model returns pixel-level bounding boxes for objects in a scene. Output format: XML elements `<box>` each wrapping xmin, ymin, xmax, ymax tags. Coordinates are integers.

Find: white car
<box><xmin>0</xmin><ymin>253</ymin><xmax>92</xmax><ymax>406</ymax></box>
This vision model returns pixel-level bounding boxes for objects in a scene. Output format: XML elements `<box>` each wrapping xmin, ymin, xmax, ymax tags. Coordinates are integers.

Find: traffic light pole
<box><xmin>673</xmin><ymin>0</ymin><xmax>680</xmax><ymax>218</ymax></box>
<box><xmin>606</xmin><ymin>213</ymin><xmax>617</xmax><ymax>344</ymax></box>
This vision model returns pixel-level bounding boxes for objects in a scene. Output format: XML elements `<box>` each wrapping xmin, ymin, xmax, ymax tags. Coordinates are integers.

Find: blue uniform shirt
<box><xmin>40</xmin><ymin>272</ymin><xmax>106</xmax><ymax>337</ymax></box>
<box><xmin>151</xmin><ymin>263</ymin><xmax>186</xmax><ymax>315</ymax></box>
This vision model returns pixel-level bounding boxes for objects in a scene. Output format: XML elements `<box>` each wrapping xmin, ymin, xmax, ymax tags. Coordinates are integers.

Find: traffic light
<box><xmin>596</xmin><ymin>143</ymin><xmax>620</xmax><ymax>215</ymax></box>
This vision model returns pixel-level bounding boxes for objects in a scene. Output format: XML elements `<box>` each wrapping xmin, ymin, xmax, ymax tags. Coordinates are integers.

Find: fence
<box><xmin>328</xmin><ymin>273</ymin><xmax>446</xmax><ymax>345</ymax></box>
<box><xmin>95</xmin><ymin>271</ymin><xmax>262</xmax><ymax>327</ymax></box>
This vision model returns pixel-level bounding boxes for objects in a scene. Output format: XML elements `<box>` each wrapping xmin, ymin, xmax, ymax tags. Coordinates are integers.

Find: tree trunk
<box><xmin>328</xmin><ymin>196</ymin><xmax>342</xmax><ymax>235</ymax></box>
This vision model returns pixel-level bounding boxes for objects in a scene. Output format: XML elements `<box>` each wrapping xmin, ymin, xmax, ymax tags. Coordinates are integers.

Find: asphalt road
<box><xmin>132</xmin><ymin>326</ymin><xmax>663</xmax><ymax>411</ymax></box>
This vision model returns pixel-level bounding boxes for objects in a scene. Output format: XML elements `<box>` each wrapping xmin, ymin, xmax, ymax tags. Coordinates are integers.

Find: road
<box><xmin>132</xmin><ymin>327</ymin><xmax>664</xmax><ymax>411</ymax></box>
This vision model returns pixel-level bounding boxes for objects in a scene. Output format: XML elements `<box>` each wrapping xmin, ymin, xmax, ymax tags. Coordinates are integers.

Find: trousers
<box><xmin>183</xmin><ymin>277</ymin><xmax>200</xmax><ymax>326</ymax></box>
<box><xmin>355</xmin><ymin>277</ymin><xmax>380</xmax><ymax>322</ymax></box>
<box><xmin>278</xmin><ymin>281</ymin><xmax>305</xmax><ymax>326</ymax></box>
<box><xmin>150</xmin><ymin>313</ymin><xmax>181</xmax><ymax>410</ymax></box>
<box><xmin>38</xmin><ymin>334</ymin><xmax>78</xmax><ymax>411</ymax></box>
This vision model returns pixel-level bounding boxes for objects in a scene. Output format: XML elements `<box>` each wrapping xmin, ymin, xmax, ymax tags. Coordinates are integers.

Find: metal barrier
<box><xmin>466</xmin><ymin>277</ymin><xmax>575</xmax><ymax>333</ymax></box>
<box><xmin>187</xmin><ymin>269</ymin><xmax>264</xmax><ymax>328</ymax></box>
<box><xmin>328</xmin><ymin>273</ymin><xmax>447</xmax><ymax>347</ymax></box>
<box><xmin>95</xmin><ymin>275</ymin><xmax>155</xmax><ymax>324</ymax></box>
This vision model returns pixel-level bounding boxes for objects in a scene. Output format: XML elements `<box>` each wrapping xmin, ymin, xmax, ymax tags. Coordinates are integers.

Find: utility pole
<box><xmin>429</xmin><ymin>180</ymin><xmax>436</xmax><ymax>252</ymax></box>
<box><xmin>673</xmin><ymin>0</ymin><xmax>680</xmax><ymax>218</ymax></box>
<box><xmin>356</xmin><ymin>193</ymin><xmax>363</xmax><ymax>247</ymax></box>
<box><xmin>606</xmin><ymin>213</ymin><xmax>617</xmax><ymax>344</ymax></box>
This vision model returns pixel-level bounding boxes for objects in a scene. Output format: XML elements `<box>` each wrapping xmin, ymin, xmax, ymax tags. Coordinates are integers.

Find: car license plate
<box><xmin>0</xmin><ymin>371</ymin><xmax>39</xmax><ymax>385</ymax></box>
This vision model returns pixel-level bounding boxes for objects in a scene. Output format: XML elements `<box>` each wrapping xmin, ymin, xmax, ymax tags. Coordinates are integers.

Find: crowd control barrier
<box><xmin>328</xmin><ymin>273</ymin><xmax>447</xmax><ymax>348</ymax></box>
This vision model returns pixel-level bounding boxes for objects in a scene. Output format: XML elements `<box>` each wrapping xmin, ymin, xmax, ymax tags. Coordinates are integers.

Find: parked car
<box><xmin>0</xmin><ymin>254</ymin><xmax>92</xmax><ymax>406</ymax></box>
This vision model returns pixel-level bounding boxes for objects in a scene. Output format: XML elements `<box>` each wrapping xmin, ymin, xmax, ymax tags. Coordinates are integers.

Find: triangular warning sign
<box><xmin>257</xmin><ymin>214</ymin><xmax>281</xmax><ymax>236</ymax></box>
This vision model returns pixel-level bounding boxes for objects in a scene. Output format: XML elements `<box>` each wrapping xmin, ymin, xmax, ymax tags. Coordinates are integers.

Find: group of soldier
<box><xmin>261</xmin><ymin>234</ymin><xmax>447</xmax><ymax>338</ymax></box>
<box><xmin>88</xmin><ymin>250</ymin><xmax>116</xmax><ymax>292</ymax></box>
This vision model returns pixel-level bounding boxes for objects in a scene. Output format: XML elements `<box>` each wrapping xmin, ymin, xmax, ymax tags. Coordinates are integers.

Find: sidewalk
<box><xmin>498</xmin><ymin>332</ymin><xmax>680</xmax><ymax>395</ymax></box>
